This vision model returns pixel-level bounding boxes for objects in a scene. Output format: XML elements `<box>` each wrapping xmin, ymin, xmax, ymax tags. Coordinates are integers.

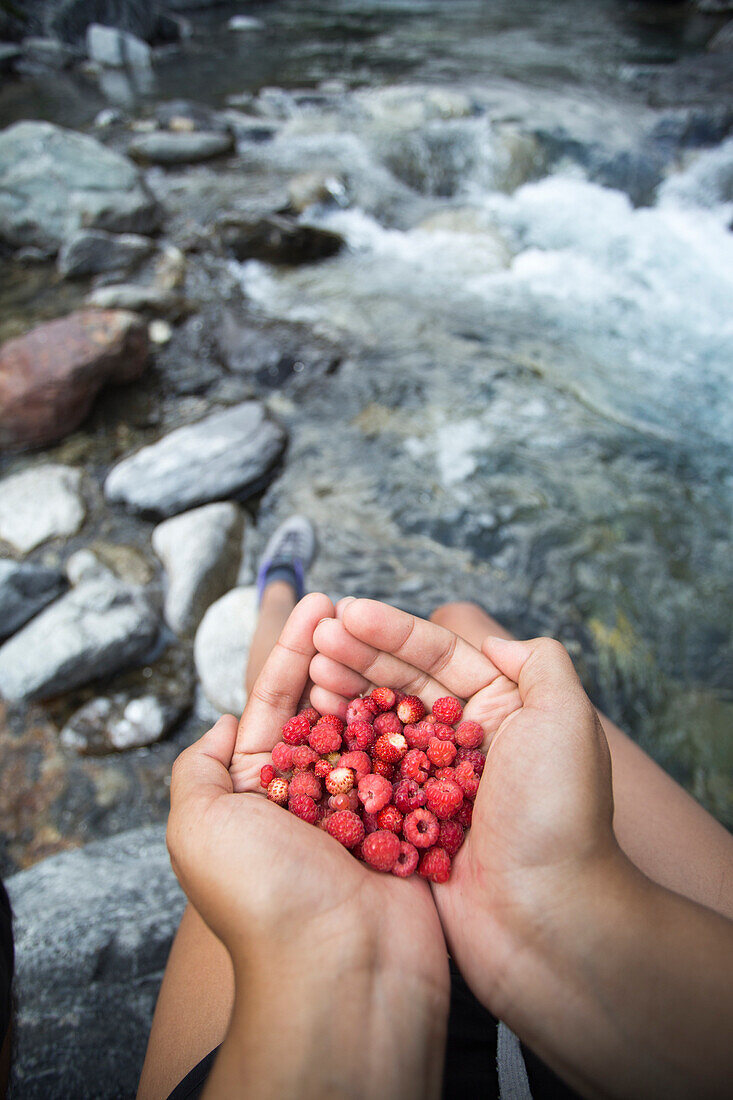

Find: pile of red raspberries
<box><xmin>260</xmin><ymin>689</ymin><xmax>485</xmax><ymax>883</ymax></box>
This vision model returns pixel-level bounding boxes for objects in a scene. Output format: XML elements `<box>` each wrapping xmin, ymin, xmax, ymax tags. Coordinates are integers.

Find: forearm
<box><xmin>204</xmin><ymin>930</ymin><xmax>447</xmax><ymax>1100</ymax></box>
<box><xmin>499</xmin><ymin>855</ymin><xmax>733</xmax><ymax>1100</ymax></box>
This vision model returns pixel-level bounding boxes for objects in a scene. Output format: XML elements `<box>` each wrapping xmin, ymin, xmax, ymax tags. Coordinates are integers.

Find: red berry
<box><xmin>400</xmin><ymin>748</ymin><xmax>430</xmax><ymax>784</ymax></box>
<box><xmin>396</xmin><ymin>695</ymin><xmax>426</xmax><ymax>724</ymax></box>
<box><xmin>374</xmin><ymin>732</ymin><xmax>408</xmax><ymax>763</ymax></box>
<box><xmin>338</xmin><ymin>750</ymin><xmax>372</xmax><ymax>779</ymax></box>
<box><xmin>346</xmin><ymin>697</ymin><xmax>378</xmax><ymax>723</ymax></box>
<box><xmin>325</xmin><ymin>810</ymin><xmax>365</xmax><ymax>849</ymax></box>
<box><xmin>329</xmin><ymin>791</ymin><xmax>356</xmax><ymax>812</ymax></box>
<box><xmin>392</xmin><ymin>841</ymin><xmax>419</xmax><ymax>878</ymax></box>
<box><xmin>431</xmin><ymin>722</ymin><xmax>456</xmax><ymax>743</ymax></box>
<box><xmin>403</xmin><ymin>720</ymin><xmax>433</xmax><ymax>750</ymax></box>
<box><xmin>373</xmin><ymin>711</ymin><xmax>403</xmax><ymax>736</ymax></box>
<box><xmin>403</xmin><ymin>807</ymin><xmax>440</xmax><ymax>849</ymax></box>
<box><xmin>372</xmin><ymin>759</ymin><xmax>395</xmax><ymax>780</ymax></box>
<box><xmin>299</xmin><ymin>706</ymin><xmax>320</xmax><ymax>726</ymax></box>
<box><xmin>455</xmin><ymin>721</ymin><xmax>484</xmax><ymax>749</ymax></box>
<box><xmin>431</xmin><ymin>697</ymin><xmax>463</xmax><ymax>725</ymax></box>
<box><xmin>314</xmin><ymin>758</ymin><xmax>332</xmax><ymax>778</ymax></box>
<box><xmin>362</xmin><ymin>830</ymin><xmax>401</xmax><ymax>872</ymax></box>
<box><xmin>357</xmin><ymin>773</ymin><xmax>393</xmax><ymax>813</ymax></box>
<box><xmin>289</xmin><ymin>771</ymin><xmax>322</xmax><ymax>800</ymax></box>
<box><xmin>266</xmin><ymin>777</ymin><xmax>289</xmax><ymax>804</ymax></box>
<box><xmin>455</xmin><ymin>800</ymin><xmax>474</xmax><ymax>828</ymax></box>
<box><xmin>376</xmin><ymin>805</ymin><xmax>403</xmax><ymax>834</ymax></box>
<box><xmin>370</xmin><ymin>687</ymin><xmax>397</xmax><ymax>711</ymax></box>
<box><xmin>326</xmin><ymin>767</ymin><xmax>354</xmax><ymax>795</ymax></box>
<box><xmin>292</xmin><ymin>745</ymin><xmax>319</xmax><ymax>771</ymax></box>
<box><xmin>433</xmin><ymin>766</ymin><xmax>457</xmax><ymax>782</ymax></box>
<box><xmin>344</xmin><ymin>719</ymin><xmax>375</xmax><ymax>752</ymax></box>
<box><xmin>260</xmin><ymin>763</ymin><xmax>276</xmax><ymax>788</ymax></box>
<box><xmin>309</xmin><ymin>723</ymin><xmax>343</xmax><ymax>754</ymax></box>
<box><xmin>425</xmin><ymin>777</ymin><xmax>464</xmax><ymax>819</ymax></box>
<box><xmin>271</xmin><ymin>741</ymin><xmax>295</xmax><ymax>771</ymax></box>
<box><xmin>393</xmin><ymin>778</ymin><xmax>427</xmax><ymax>814</ymax></box>
<box><xmin>289</xmin><ymin>793</ymin><xmax>318</xmax><ymax>824</ymax></box>
<box><xmin>456</xmin><ymin>747</ymin><xmax>486</xmax><ymax>775</ymax></box>
<box><xmin>362</xmin><ymin>810</ymin><xmax>381</xmax><ymax>834</ymax></box>
<box><xmin>438</xmin><ymin>819</ymin><xmax>464</xmax><ymax>858</ymax></box>
<box><xmin>454</xmin><ymin>760</ymin><xmax>480</xmax><ymax>800</ymax></box>
<box><xmin>427</xmin><ymin>737</ymin><xmax>457</xmax><ymax>768</ymax></box>
<box><xmin>281</xmin><ymin>714</ymin><xmax>311</xmax><ymax>745</ymax></box>
<box><xmin>418</xmin><ymin>846</ymin><xmax>451</xmax><ymax>884</ymax></box>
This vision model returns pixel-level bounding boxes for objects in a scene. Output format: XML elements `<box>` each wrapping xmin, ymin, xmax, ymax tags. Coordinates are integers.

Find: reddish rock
<box><xmin>0</xmin><ymin>309</ymin><xmax>149</xmax><ymax>451</ymax></box>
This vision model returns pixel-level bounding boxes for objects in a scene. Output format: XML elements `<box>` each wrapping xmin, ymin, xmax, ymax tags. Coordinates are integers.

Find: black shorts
<box><xmin>0</xmin><ymin>878</ymin><xmax>13</xmax><ymax>1045</ymax></box>
<box><xmin>165</xmin><ymin>961</ymin><xmax>578</xmax><ymax>1100</ymax></box>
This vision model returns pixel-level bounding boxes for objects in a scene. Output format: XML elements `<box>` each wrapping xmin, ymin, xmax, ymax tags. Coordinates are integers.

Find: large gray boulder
<box><xmin>7</xmin><ymin>826</ymin><xmax>185</xmax><ymax>1100</ymax></box>
<box><xmin>0</xmin><ymin>121</ymin><xmax>159</xmax><ymax>254</ymax></box>
<box><xmin>105</xmin><ymin>401</ymin><xmax>287</xmax><ymax>518</ymax></box>
<box><xmin>0</xmin><ymin>560</ymin><xmax>66</xmax><ymax>641</ymax></box>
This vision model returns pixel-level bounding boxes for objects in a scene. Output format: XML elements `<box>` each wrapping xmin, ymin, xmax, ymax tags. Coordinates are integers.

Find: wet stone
<box><xmin>0</xmin><ymin>561</ymin><xmax>67</xmax><ymax>641</ymax></box>
<box><xmin>61</xmin><ymin>689</ymin><xmax>190</xmax><ymax>754</ymax></box>
<box><xmin>128</xmin><ymin>130</ymin><xmax>234</xmax><ymax>166</ymax></box>
<box><xmin>0</xmin><ymin>465</ymin><xmax>85</xmax><ymax>553</ymax></box>
<box><xmin>218</xmin><ymin>213</ymin><xmax>344</xmax><ymax>265</ymax></box>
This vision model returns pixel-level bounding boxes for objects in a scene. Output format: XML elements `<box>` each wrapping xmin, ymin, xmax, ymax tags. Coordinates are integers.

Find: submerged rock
<box><xmin>61</xmin><ymin>689</ymin><xmax>189</xmax><ymax>753</ymax></box>
<box><xmin>57</xmin><ymin>228</ymin><xmax>153</xmax><ymax>277</ymax></box>
<box><xmin>104</xmin><ymin>401</ymin><xmax>286</xmax><ymax>517</ymax></box>
<box><xmin>193</xmin><ymin>585</ymin><xmax>257</xmax><ymax>714</ymax></box>
<box><xmin>218</xmin><ymin>213</ymin><xmax>344</xmax><ymax>265</ymax></box>
<box><xmin>0</xmin><ymin>309</ymin><xmax>149</xmax><ymax>451</ymax></box>
<box><xmin>152</xmin><ymin>501</ymin><xmax>245</xmax><ymax>636</ymax></box>
<box><xmin>128</xmin><ymin>130</ymin><xmax>234</xmax><ymax>165</ymax></box>
<box><xmin>0</xmin><ymin>561</ymin><xmax>67</xmax><ymax>641</ymax></box>
<box><xmin>0</xmin><ymin>465</ymin><xmax>86</xmax><ymax>552</ymax></box>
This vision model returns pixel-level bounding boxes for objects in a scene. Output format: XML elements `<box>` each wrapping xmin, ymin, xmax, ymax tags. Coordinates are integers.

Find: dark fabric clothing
<box><xmin>164</xmin><ymin>960</ymin><xmax>579</xmax><ymax>1100</ymax></box>
<box><xmin>0</xmin><ymin>878</ymin><xmax>13</xmax><ymax>1045</ymax></box>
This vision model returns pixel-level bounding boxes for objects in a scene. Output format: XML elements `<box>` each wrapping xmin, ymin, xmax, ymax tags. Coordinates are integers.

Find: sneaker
<box><xmin>256</xmin><ymin>515</ymin><xmax>316</xmax><ymax>602</ymax></box>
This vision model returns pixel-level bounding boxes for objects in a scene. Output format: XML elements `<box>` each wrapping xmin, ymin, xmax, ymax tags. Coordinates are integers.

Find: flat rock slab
<box><xmin>0</xmin><ymin>574</ymin><xmax>159</xmax><ymax>702</ymax></box>
<box><xmin>0</xmin><ymin>465</ymin><xmax>86</xmax><ymax>552</ymax></box>
<box><xmin>0</xmin><ymin>309</ymin><xmax>149</xmax><ymax>452</ymax></box>
<box><xmin>193</xmin><ymin>585</ymin><xmax>257</xmax><ymax>714</ymax></box>
<box><xmin>0</xmin><ymin>560</ymin><xmax>67</xmax><ymax>641</ymax></box>
<box><xmin>129</xmin><ymin>130</ymin><xmax>234</xmax><ymax>165</ymax></box>
<box><xmin>104</xmin><ymin>401</ymin><xmax>286</xmax><ymax>518</ymax></box>
<box><xmin>7</xmin><ymin>826</ymin><xmax>185</xmax><ymax>1100</ymax></box>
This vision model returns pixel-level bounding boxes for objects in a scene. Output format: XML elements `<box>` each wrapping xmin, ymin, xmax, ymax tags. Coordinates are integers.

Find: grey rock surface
<box><xmin>218</xmin><ymin>212</ymin><xmax>344</xmax><ymax>265</ymax></box>
<box><xmin>152</xmin><ymin>501</ymin><xmax>245</xmax><ymax>636</ymax></box>
<box><xmin>46</xmin><ymin>0</ymin><xmax>160</xmax><ymax>46</ymax></box>
<box><xmin>104</xmin><ymin>401</ymin><xmax>286</xmax><ymax>517</ymax></box>
<box><xmin>7</xmin><ymin>826</ymin><xmax>185</xmax><ymax>1100</ymax></box>
<box><xmin>61</xmin><ymin>688</ymin><xmax>190</xmax><ymax>753</ymax></box>
<box><xmin>86</xmin><ymin>21</ymin><xmax>151</xmax><ymax>67</ymax></box>
<box><xmin>0</xmin><ymin>465</ymin><xmax>86</xmax><ymax>553</ymax></box>
<box><xmin>129</xmin><ymin>130</ymin><xmax>234</xmax><ymax>165</ymax></box>
<box><xmin>0</xmin><ymin>560</ymin><xmax>66</xmax><ymax>641</ymax></box>
<box><xmin>58</xmin><ymin>228</ymin><xmax>153</xmax><ymax>277</ymax></box>
<box><xmin>0</xmin><ymin>574</ymin><xmax>159</xmax><ymax>702</ymax></box>
<box><xmin>193</xmin><ymin>584</ymin><xmax>257</xmax><ymax>714</ymax></box>
<box><xmin>0</xmin><ymin>121</ymin><xmax>158</xmax><ymax>253</ymax></box>
<box><xmin>19</xmin><ymin>36</ymin><xmax>78</xmax><ymax>70</ymax></box>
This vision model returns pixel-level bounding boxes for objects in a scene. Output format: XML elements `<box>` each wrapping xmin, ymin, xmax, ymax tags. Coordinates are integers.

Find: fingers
<box><xmin>309</xmin><ymin>684</ymin><xmax>350</xmax><ymax>719</ymax></box>
<box><xmin>234</xmin><ymin>593</ymin><xmax>335</xmax><ymax>761</ymax></box>
<box><xmin>309</xmin><ymin>653</ymin><xmax>372</xmax><ymax>700</ymax></box>
<box><xmin>170</xmin><ymin>715</ymin><xmax>238</xmax><ymax>821</ymax></box>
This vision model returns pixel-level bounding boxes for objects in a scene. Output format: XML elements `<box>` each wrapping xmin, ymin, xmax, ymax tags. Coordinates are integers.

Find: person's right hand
<box><xmin>310</xmin><ymin>599</ymin><xmax>625</xmax><ymax>1018</ymax></box>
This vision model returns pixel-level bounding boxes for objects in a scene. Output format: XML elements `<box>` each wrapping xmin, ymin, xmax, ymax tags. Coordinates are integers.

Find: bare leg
<box><xmin>430</xmin><ymin>601</ymin><xmax>733</xmax><ymax>920</ymax></box>
<box><xmin>138</xmin><ymin>581</ymin><xmax>298</xmax><ymax>1100</ymax></box>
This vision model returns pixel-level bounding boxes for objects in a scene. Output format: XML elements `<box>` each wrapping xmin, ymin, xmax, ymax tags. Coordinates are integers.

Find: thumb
<box><xmin>169</xmin><ymin>714</ymin><xmax>238</xmax><ymax>820</ymax></box>
<box><xmin>482</xmin><ymin>635</ymin><xmax>590</xmax><ymax>716</ymax></box>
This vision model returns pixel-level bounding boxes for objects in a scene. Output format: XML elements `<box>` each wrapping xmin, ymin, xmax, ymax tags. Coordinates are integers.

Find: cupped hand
<box><xmin>167</xmin><ymin>593</ymin><xmax>449</xmax><ymax>996</ymax></box>
<box><xmin>310</xmin><ymin>598</ymin><xmax>621</xmax><ymax>1015</ymax></box>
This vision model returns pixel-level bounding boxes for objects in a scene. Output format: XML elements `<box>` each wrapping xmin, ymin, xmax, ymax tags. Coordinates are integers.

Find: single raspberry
<box><xmin>403</xmin><ymin>808</ymin><xmax>440</xmax><ymax>849</ymax></box>
<box><xmin>376</xmin><ymin>805</ymin><xmax>403</xmax><ymax>834</ymax></box>
<box><xmin>362</xmin><ymin>830</ymin><xmax>401</xmax><ymax>872</ymax></box>
<box><xmin>392</xmin><ymin>778</ymin><xmax>427</xmax><ymax>814</ymax></box>
<box><xmin>438</xmin><ymin>819</ymin><xmax>465</xmax><ymax>858</ymax></box>
<box><xmin>374</xmin><ymin>732</ymin><xmax>408</xmax><ymax>763</ymax></box>
<box><xmin>427</xmin><ymin>737</ymin><xmax>457</xmax><ymax>768</ymax></box>
<box><xmin>372</xmin><ymin>758</ymin><xmax>395</xmax><ymax>780</ymax></box>
<box><xmin>403</xmin><ymin>720</ymin><xmax>433</xmax><ymax>751</ymax></box>
<box><xmin>289</xmin><ymin>771</ymin><xmax>323</xmax><ymax>800</ymax></box>
<box><xmin>314</xmin><ymin>758</ymin><xmax>332</xmax><ymax>778</ymax></box>
<box><xmin>433</xmin><ymin>766</ymin><xmax>457</xmax><ymax>782</ymax></box>
<box><xmin>289</xmin><ymin>793</ymin><xmax>318</xmax><ymax>824</ymax></box>
<box><xmin>357</xmin><ymin>773</ymin><xmax>393</xmax><ymax>813</ymax></box>
<box><xmin>281</xmin><ymin>713</ymin><xmax>311</xmax><ymax>746</ymax></box>
<box><xmin>431</xmin><ymin>722</ymin><xmax>456</xmax><ymax>743</ymax></box>
<box><xmin>456</xmin><ymin>800</ymin><xmax>473</xmax><ymax>828</ymax></box>
<box><xmin>455</xmin><ymin>720</ymin><xmax>484</xmax><ymax>749</ymax></box>
<box><xmin>392</xmin><ymin>840</ymin><xmax>419</xmax><ymax>878</ymax></box>
<box><xmin>431</xmin><ymin>697</ymin><xmax>463</xmax><ymax>725</ymax></box>
<box><xmin>425</xmin><ymin>777</ymin><xmax>464</xmax><ymax>820</ymax></box>
<box><xmin>373</xmin><ymin>711</ymin><xmax>403</xmax><ymax>736</ymax></box>
<box><xmin>454</xmin><ymin>760</ymin><xmax>480</xmax><ymax>800</ymax></box>
<box><xmin>325</xmin><ymin>810</ymin><xmax>365</xmax><ymax>849</ymax></box>
<box><xmin>309</xmin><ymin>722</ymin><xmax>343</xmax><ymax>754</ymax></box>
<box><xmin>456</xmin><ymin>748</ymin><xmax>486</xmax><ymax>776</ymax></box>
<box><xmin>337</xmin><ymin>750</ymin><xmax>372</xmax><ymax>780</ymax></box>
<box><xmin>266</xmin><ymin>777</ymin><xmax>289</xmax><ymax>805</ymax></box>
<box><xmin>346</xmin><ymin>697</ymin><xmax>378</xmax><ymax>723</ymax></box>
<box><xmin>260</xmin><ymin>763</ymin><xmax>276</xmax><ymax>788</ymax></box>
<box><xmin>292</xmin><ymin>745</ymin><xmax>319</xmax><ymax>771</ymax></box>
<box><xmin>400</xmin><ymin>748</ymin><xmax>430</xmax><ymax>784</ymax></box>
<box><xmin>326</xmin><ymin>767</ymin><xmax>354</xmax><ymax>795</ymax></box>
<box><xmin>315</xmin><ymin>714</ymin><xmax>345</xmax><ymax>734</ymax></box>
<box><xmin>344</xmin><ymin>719</ymin><xmax>375</xmax><ymax>752</ymax></box>
<box><xmin>329</xmin><ymin>790</ymin><xmax>359</xmax><ymax>813</ymax></box>
<box><xmin>299</xmin><ymin>706</ymin><xmax>321</xmax><ymax>726</ymax></box>
<box><xmin>418</xmin><ymin>846</ymin><xmax>451</xmax><ymax>884</ymax></box>
<box><xmin>271</xmin><ymin>741</ymin><xmax>295</xmax><ymax>771</ymax></box>
<box><xmin>362</xmin><ymin>810</ymin><xmax>381</xmax><ymax>834</ymax></box>
<box><xmin>396</xmin><ymin>695</ymin><xmax>426</xmax><ymax>724</ymax></box>
<box><xmin>370</xmin><ymin>687</ymin><xmax>397</xmax><ymax>711</ymax></box>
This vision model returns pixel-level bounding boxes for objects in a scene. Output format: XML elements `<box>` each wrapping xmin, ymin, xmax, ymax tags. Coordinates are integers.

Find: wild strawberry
<box><xmin>392</xmin><ymin>778</ymin><xmax>427</xmax><ymax>815</ymax></box>
<box><xmin>329</xmin><ymin>790</ymin><xmax>359</xmax><ymax>813</ymax></box>
<box><xmin>372</xmin><ymin>759</ymin><xmax>395</xmax><ymax>780</ymax></box>
<box><xmin>344</xmin><ymin>719</ymin><xmax>375</xmax><ymax>752</ymax></box>
<box><xmin>289</xmin><ymin>793</ymin><xmax>318</xmax><ymax>824</ymax></box>
<box><xmin>403</xmin><ymin>808</ymin><xmax>440</xmax><ymax>849</ymax></box>
<box><xmin>346</xmin><ymin>697</ymin><xmax>378</xmax><ymax>723</ymax></box>
<box><xmin>431</xmin><ymin>697</ymin><xmax>463</xmax><ymax>725</ymax></box>
<box><xmin>289</xmin><ymin>771</ymin><xmax>322</xmax><ymax>800</ymax></box>
<box><xmin>374</xmin><ymin>732</ymin><xmax>408</xmax><ymax>763</ymax></box>
<box><xmin>373</xmin><ymin>711</ymin><xmax>403</xmax><ymax>737</ymax></box>
<box><xmin>326</xmin><ymin>767</ymin><xmax>354</xmax><ymax>795</ymax></box>
<box><xmin>454</xmin><ymin>760</ymin><xmax>480</xmax><ymax>800</ymax></box>
<box><xmin>292</xmin><ymin>745</ymin><xmax>319</xmax><ymax>771</ymax></box>
<box><xmin>455</xmin><ymin>721</ymin><xmax>484</xmax><ymax>749</ymax></box>
<box><xmin>427</xmin><ymin>737</ymin><xmax>457</xmax><ymax>768</ymax></box>
<box><xmin>418</xmin><ymin>846</ymin><xmax>451</xmax><ymax>884</ymax></box>
<box><xmin>281</xmin><ymin>714</ymin><xmax>311</xmax><ymax>746</ymax></box>
<box><xmin>425</xmin><ymin>778</ymin><xmax>463</xmax><ymax>820</ymax></box>
<box><xmin>400</xmin><ymin>748</ymin><xmax>430</xmax><ymax>784</ymax></box>
<box><xmin>438</xmin><ymin>819</ymin><xmax>464</xmax><ymax>858</ymax></box>
<box><xmin>403</xmin><ymin>720</ymin><xmax>433</xmax><ymax>750</ymax></box>
<box><xmin>338</xmin><ymin>750</ymin><xmax>372</xmax><ymax>779</ymax></box>
<box><xmin>455</xmin><ymin>800</ymin><xmax>473</xmax><ymax>828</ymax></box>
<box><xmin>260</xmin><ymin>764</ymin><xmax>276</xmax><ymax>788</ymax></box>
<box><xmin>314</xmin><ymin>758</ymin><xmax>332</xmax><ymax>778</ymax></box>
<box><xmin>431</xmin><ymin>722</ymin><xmax>456</xmax><ymax>743</ymax></box>
<box><xmin>376</xmin><ymin>805</ymin><xmax>403</xmax><ymax>834</ymax></box>
<box><xmin>370</xmin><ymin>686</ymin><xmax>397</xmax><ymax>711</ymax></box>
<box><xmin>309</xmin><ymin>722</ymin><xmax>343</xmax><ymax>754</ymax></box>
<box><xmin>299</xmin><ymin>706</ymin><xmax>321</xmax><ymax>726</ymax></box>
<box><xmin>266</xmin><ymin>777</ymin><xmax>289</xmax><ymax>805</ymax></box>
<box><xmin>396</xmin><ymin>695</ymin><xmax>426</xmax><ymax>724</ymax></box>
<box><xmin>456</xmin><ymin>748</ymin><xmax>486</xmax><ymax>776</ymax></box>
<box><xmin>362</xmin><ymin>830</ymin><xmax>401</xmax><ymax>872</ymax></box>
<box><xmin>357</xmin><ymin>773</ymin><xmax>393</xmax><ymax>813</ymax></box>
<box><xmin>325</xmin><ymin>809</ymin><xmax>365</xmax><ymax>849</ymax></box>
<box><xmin>392</xmin><ymin>840</ymin><xmax>419</xmax><ymax>878</ymax></box>
<box><xmin>271</xmin><ymin>742</ymin><xmax>295</xmax><ymax>771</ymax></box>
